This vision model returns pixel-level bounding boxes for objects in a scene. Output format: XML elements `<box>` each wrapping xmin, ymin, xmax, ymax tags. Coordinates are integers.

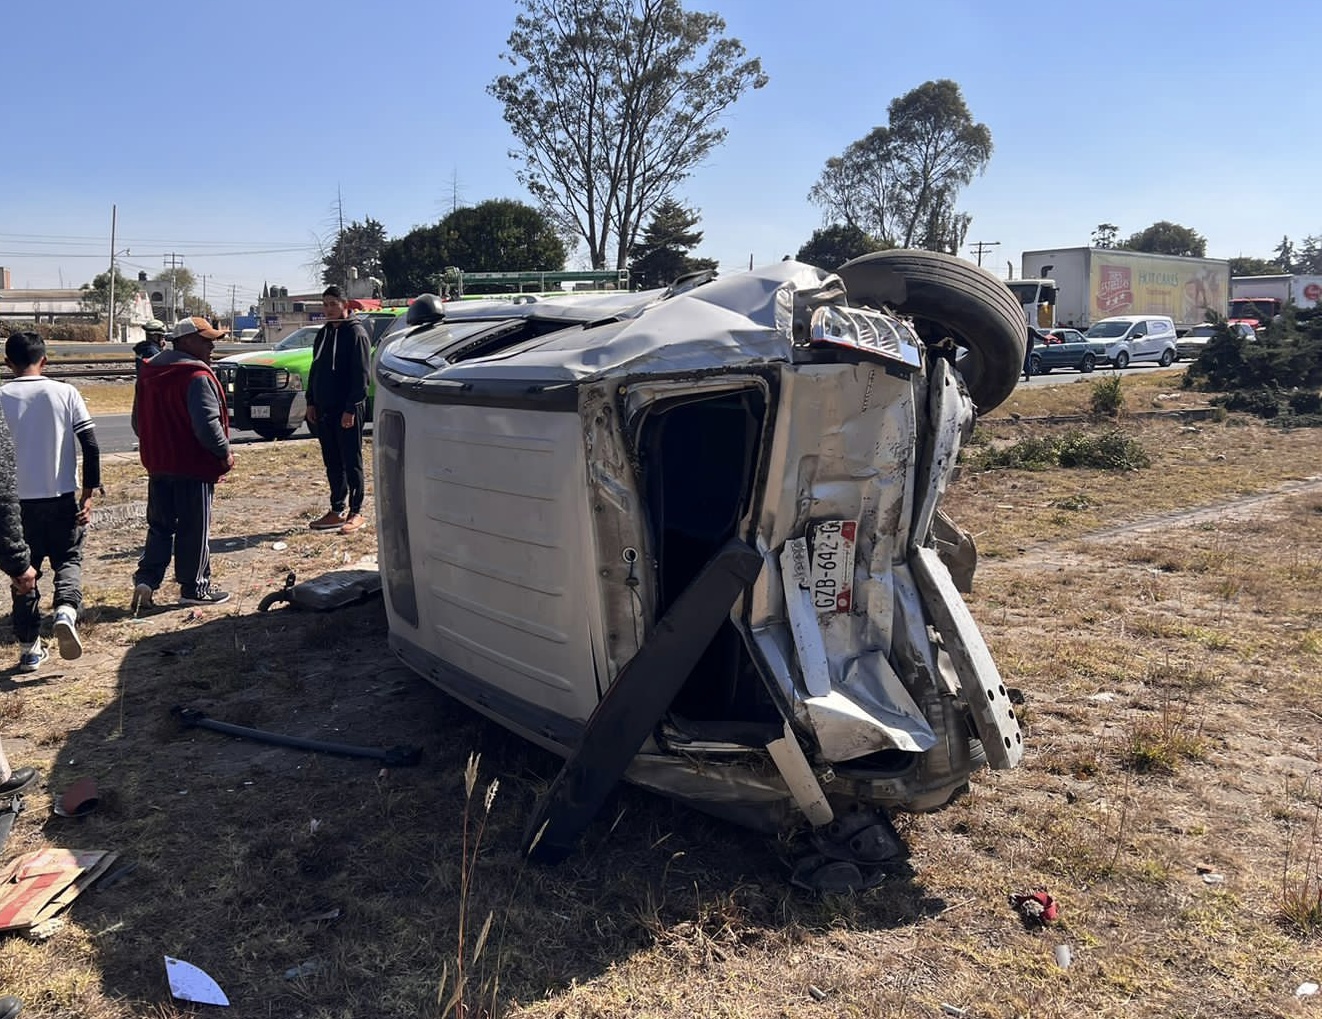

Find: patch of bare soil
<box><xmin>0</xmin><ymin>410</ymin><xmax>1319</xmax><ymax>1019</ymax></box>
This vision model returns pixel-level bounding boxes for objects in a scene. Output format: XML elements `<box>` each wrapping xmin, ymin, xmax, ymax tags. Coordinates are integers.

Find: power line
<box><xmin>968</xmin><ymin>240</ymin><xmax>1000</xmax><ymax>267</ymax></box>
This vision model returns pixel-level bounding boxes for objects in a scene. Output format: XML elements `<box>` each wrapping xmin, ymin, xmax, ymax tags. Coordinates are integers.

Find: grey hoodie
<box><xmin>0</xmin><ymin>407</ymin><xmax>32</xmax><ymax>578</ymax></box>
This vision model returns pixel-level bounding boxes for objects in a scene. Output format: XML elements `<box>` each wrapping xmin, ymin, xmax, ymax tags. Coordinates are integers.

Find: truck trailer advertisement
<box><xmin>1017</xmin><ymin>248</ymin><xmax>1230</xmax><ymax>331</ymax></box>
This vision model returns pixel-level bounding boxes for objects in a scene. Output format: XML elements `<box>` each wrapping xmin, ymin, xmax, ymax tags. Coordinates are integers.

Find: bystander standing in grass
<box><xmin>0</xmin><ymin>332</ymin><xmax>100</xmax><ymax>671</ymax></box>
<box><xmin>305</xmin><ymin>284</ymin><xmax>370</xmax><ymax>535</ymax></box>
<box><xmin>131</xmin><ymin>317</ymin><xmax>234</xmax><ymax>609</ymax></box>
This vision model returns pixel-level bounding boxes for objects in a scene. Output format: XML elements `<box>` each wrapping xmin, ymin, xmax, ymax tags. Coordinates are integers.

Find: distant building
<box><xmin>0</xmin><ymin>265</ymin><xmax>155</xmax><ymax>342</ymax></box>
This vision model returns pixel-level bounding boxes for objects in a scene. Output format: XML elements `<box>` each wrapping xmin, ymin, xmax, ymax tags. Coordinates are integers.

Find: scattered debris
<box><xmin>284</xmin><ymin>958</ymin><xmax>328</xmax><ymax>981</ymax></box>
<box><xmin>1201</xmin><ymin>873</ymin><xmax>1225</xmax><ymax>885</ymax></box>
<box><xmin>0</xmin><ymin>796</ymin><xmax>25</xmax><ymax>854</ymax></box>
<box><xmin>807</xmin><ymin>985</ymin><xmax>828</xmax><ymax>1002</ymax></box>
<box><xmin>257</xmin><ymin>569</ymin><xmax>382</xmax><ymax>613</ymax></box>
<box><xmin>1298</xmin><ymin>981</ymin><xmax>1319</xmax><ymax>998</ymax></box>
<box><xmin>165</xmin><ymin>956</ymin><xmax>229</xmax><ymax>1006</ymax></box>
<box><xmin>94</xmin><ymin>861</ymin><xmax>139</xmax><ymax>892</ymax></box>
<box><xmin>272</xmin><ymin>541</ymin><xmax>288</xmax><ymax>551</ymax></box>
<box><xmin>1009</xmin><ymin>889</ymin><xmax>1058</xmax><ymax>925</ymax></box>
<box><xmin>0</xmin><ymin>848</ymin><xmax>120</xmax><ymax>931</ymax></box>
<box><xmin>940</xmin><ymin>1005</ymin><xmax>968</xmax><ymax>1018</ymax></box>
<box><xmin>1086</xmin><ymin>692</ymin><xmax>1118</xmax><ymax>703</ymax></box>
<box><xmin>1054</xmin><ymin>944</ymin><xmax>1072</xmax><ymax>969</ymax></box>
<box><xmin>53</xmin><ymin>777</ymin><xmax>99</xmax><ymax>818</ymax></box>
<box><xmin>171</xmin><ymin>706</ymin><xmax>422</xmax><ymax>766</ymax></box>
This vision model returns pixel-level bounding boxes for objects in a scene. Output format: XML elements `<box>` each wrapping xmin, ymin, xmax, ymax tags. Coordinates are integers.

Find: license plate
<box><xmin>250</xmin><ymin>406</ymin><xmax>271</xmax><ymax>419</ymax></box>
<box><xmin>809</xmin><ymin>519</ymin><xmax>857</xmax><ymax>614</ymax></box>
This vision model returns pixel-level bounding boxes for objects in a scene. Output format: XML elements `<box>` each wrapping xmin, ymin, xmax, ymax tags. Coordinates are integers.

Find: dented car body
<box><xmin>373</xmin><ymin>252</ymin><xmax>1027</xmax><ymax>871</ymax></box>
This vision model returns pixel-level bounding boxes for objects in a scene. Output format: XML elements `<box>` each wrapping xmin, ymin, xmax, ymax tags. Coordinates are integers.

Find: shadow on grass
<box><xmin>37</xmin><ymin>601</ymin><xmax>944</xmax><ymax>1018</ymax></box>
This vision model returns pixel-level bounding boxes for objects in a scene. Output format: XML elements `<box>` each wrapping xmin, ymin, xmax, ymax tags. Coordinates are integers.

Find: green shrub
<box><xmin>2</xmin><ymin>321</ymin><xmax>106</xmax><ymax>343</ymax></box>
<box><xmin>1186</xmin><ymin>313</ymin><xmax>1322</xmax><ymax>394</ymax></box>
<box><xmin>1090</xmin><ymin>375</ymin><xmax>1125</xmax><ymax>417</ymax></box>
<box><xmin>964</xmin><ymin>429</ymin><xmax>1149</xmax><ymax>472</ymax></box>
<box><xmin>1056</xmin><ymin>429</ymin><xmax>1151</xmax><ymax>469</ymax></box>
<box><xmin>1289</xmin><ymin>390</ymin><xmax>1322</xmax><ymax>415</ymax></box>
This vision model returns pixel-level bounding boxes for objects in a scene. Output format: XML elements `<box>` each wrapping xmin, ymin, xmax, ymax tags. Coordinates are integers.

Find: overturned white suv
<box><xmin>373</xmin><ymin>251</ymin><xmax>1026</xmax><ymax>889</ymax></box>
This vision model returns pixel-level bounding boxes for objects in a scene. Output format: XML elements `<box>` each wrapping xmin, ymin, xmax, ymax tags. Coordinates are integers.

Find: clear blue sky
<box><xmin>3</xmin><ymin>0</ymin><xmax>1317</xmax><ymax>311</ymax></box>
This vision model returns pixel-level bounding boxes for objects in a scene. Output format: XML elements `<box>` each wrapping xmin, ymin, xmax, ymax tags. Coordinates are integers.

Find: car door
<box><xmin>1130</xmin><ymin>320</ymin><xmax>1155</xmax><ymax>361</ymax></box>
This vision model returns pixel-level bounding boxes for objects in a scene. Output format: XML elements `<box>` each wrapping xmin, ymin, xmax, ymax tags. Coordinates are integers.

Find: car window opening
<box><xmin>635</xmin><ymin>389</ymin><xmax>778</xmax><ymax>730</ymax></box>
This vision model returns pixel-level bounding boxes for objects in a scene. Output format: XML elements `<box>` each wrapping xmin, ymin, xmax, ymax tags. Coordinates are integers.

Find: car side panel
<box><xmin>382</xmin><ymin>392</ymin><xmax>604</xmax><ymax>728</ymax></box>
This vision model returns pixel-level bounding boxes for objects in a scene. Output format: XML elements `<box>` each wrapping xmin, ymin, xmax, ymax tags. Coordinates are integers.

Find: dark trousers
<box><xmin>11</xmin><ymin>494</ymin><xmax>83</xmax><ymax>644</ymax></box>
<box><xmin>316</xmin><ymin>405</ymin><xmax>366</xmax><ymax>515</ymax></box>
<box><xmin>133</xmin><ymin>475</ymin><xmax>215</xmax><ymax>598</ymax></box>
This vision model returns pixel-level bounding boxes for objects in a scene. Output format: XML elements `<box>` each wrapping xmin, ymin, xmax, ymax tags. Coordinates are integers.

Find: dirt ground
<box><xmin>0</xmin><ymin>384</ymin><xmax>1320</xmax><ymax>1018</ymax></box>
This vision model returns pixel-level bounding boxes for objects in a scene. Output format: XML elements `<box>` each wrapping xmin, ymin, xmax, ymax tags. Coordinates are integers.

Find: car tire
<box><xmin>837</xmin><ymin>250</ymin><xmax>1026</xmax><ymax>413</ymax></box>
<box><xmin>1028</xmin><ymin>354</ymin><xmax>1041</xmax><ymax>376</ymax></box>
<box><xmin>1080</xmin><ymin>353</ymin><xmax>1096</xmax><ymax>373</ymax></box>
<box><xmin>1114</xmin><ymin>350</ymin><xmax>1130</xmax><ymax>370</ymax></box>
<box><xmin>1158</xmin><ymin>348</ymin><xmax>1175</xmax><ymax>367</ymax></box>
<box><xmin>252</xmin><ymin>423</ymin><xmax>297</xmax><ymax>441</ymax></box>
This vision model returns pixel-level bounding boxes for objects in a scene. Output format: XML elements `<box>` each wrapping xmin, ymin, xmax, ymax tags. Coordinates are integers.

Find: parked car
<box><xmin>1028</xmin><ymin>328</ymin><xmax>1108</xmax><ymax>374</ymax></box>
<box><xmin>1085</xmin><ymin>314</ymin><xmax>1178</xmax><ymax>369</ymax></box>
<box><xmin>371</xmin><ymin>251</ymin><xmax>1028</xmax><ymax>888</ymax></box>
<box><xmin>1175</xmin><ymin>322</ymin><xmax>1257</xmax><ymax>361</ymax></box>
<box><xmin>235</xmin><ymin>328</ymin><xmax>262</xmax><ymax>342</ymax></box>
<box><xmin>214</xmin><ymin>315</ymin><xmax>396</xmax><ymax>440</ymax></box>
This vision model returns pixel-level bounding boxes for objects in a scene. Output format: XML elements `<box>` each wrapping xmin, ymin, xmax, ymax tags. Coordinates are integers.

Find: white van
<box><xmin>1084</xmin><ymin>315</ymin><xmax>1177</xmax><ymax>369</ymax></box>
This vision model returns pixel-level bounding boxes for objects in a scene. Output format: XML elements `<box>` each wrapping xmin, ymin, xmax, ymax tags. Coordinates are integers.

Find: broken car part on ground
<box><xmin>370</xmin><ymin>251</ymin><xmax>1028</xmax><ymax>888</ymax></box>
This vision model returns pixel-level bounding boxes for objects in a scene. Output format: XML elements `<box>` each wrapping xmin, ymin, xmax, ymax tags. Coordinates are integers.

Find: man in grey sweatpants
<box><xmin>131</xmin><ymin>317</ymin><xmax>234</xmax><ymax>608</ymax></box>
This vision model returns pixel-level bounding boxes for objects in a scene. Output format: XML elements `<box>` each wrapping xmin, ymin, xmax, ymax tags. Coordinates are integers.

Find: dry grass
<box><xmin>984</xmin><ymin>367</ymin><xmax>1202</xmax><ymax>421</ymax></box>
<box><xmin>76</xmin><ymin>383</ymin><xmax>137</xmax><ymax>417</ymax></box>
<box><xmin>1</xmin><ymin>376</ymin><xmax>1321</xmax><ymax>1018</ymax></box>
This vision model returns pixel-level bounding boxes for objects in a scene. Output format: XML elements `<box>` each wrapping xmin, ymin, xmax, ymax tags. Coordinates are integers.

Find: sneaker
<box><xmin>339</xmin><ymin>513</ymin><xmax>366</xmax><ymax>535</ymax></box>
<box><xmin>53</xmin><ymin>605</ymin><xmax>82</xmax><ymax>661</ymax></box>
<box><xmin>180</xmin><ymin>588</ymin><xmax>231</xmax><ymax>606</ymax></box>
<box><xmin>18</xmin><ymin>639</ymin><xmax>47</xmax><ymax>673</ymax></box>
<box><xmin>131</xmin><ymin>582</ymin><xmax>155</xmax><ymax>612</ymax></box>
<box><xmin>309</xmin><ymin>511</ymin><xmax>347</xmax><ymax>531</ymax></box>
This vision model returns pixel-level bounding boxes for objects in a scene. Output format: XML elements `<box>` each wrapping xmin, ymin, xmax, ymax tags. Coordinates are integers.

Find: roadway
<box><xmin>95</xmin><ymin>414</ymin><xmax>319</xmax><ymax>454</ymax></box>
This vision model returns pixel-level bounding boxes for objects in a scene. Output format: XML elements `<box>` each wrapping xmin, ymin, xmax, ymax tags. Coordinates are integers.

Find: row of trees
<box><xmin>321</xmin><ymin>197</ymin><xmax>717</xmax><ymax>297</ymax></box>
<box><xmin>1089</xmin><ymin>221</ymin><xmax>1322</xmax><ymax>277</ymax></box>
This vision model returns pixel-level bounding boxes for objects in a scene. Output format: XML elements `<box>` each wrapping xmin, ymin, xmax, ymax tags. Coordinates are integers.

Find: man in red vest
<box><xmin>131</xmin><ymin>317</ymin><xmax>235</xmax><ymax>609</ymax></box>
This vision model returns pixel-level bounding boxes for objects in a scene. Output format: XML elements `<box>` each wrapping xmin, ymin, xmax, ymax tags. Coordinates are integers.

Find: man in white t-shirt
<box><xmin>0</xmin><ymin>332</ymin><xmax>100</xmax><ymax>671</ymax></box>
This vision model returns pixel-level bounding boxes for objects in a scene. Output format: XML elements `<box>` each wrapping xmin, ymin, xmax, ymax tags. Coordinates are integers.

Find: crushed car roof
<box><xmin>391</xmin><ymin>261</ymin><xmax>843</xmax><ymax>382</ymax></box>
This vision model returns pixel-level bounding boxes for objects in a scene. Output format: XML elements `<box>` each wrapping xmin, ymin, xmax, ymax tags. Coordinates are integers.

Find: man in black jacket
<box><xmin>0</xmin><ymin>406</ymin><xmax>41</xmax><ymax>796</ymax></box>
<box><xmin>306</xmin><ymin>285</ymin><xmax>371</xmax><ymax>534</ymax></box>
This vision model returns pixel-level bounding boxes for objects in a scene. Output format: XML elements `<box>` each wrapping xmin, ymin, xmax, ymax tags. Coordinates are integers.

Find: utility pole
<box><xmin>229</xmin><ymin>285</ymin><xmax>237</xmax><ymax>336</ymax></box>
<box><xmin>968</xmin><ymin>240</ymin><xmax>1000</xmax><ymax>267</ymax></box>
<box><xmin>106</xmin><ymin>205</ymin><xmax>117</xmax><ymax>342</ymax></box>
<box><xmin>163</xmin><ymin>252</ymin><xmax>185</xmax><ymax>324</ymax></box>
<box><xmin>198</xmin><ymin>273</ymin><xmax>212</xmax><ymax>314</ymax></box>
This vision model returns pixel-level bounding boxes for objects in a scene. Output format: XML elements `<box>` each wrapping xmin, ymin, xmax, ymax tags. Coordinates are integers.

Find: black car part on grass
<box><xmin>0</xmin><ymin>795</ymin><xmax>24</xmax><ymax>854</ymax></box>
<box><xmin>171</xmin><ymin>707</ymin><xmax>422</xmax><ymax>767</ymax></box>
<box><xmin>522</xmin><ymin>538</ymin><xmax>764</xmax><ymax>864</ymax></box>
<box><xmin>257</xmin><ymin>570</ymin><xmax>383</xmax><ymax>613</ymax></box>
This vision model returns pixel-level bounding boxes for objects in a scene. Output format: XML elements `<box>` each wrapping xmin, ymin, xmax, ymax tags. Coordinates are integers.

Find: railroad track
<box><xmin>44</xmin><ymin>361</ymin><xmax>137</xmax><ymax>380</ymax></box>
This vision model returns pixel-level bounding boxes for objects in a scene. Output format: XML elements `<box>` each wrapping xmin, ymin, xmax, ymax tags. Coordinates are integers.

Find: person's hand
<box><xmin>224</xmin><ymin>452</ymin><xmax>236</xmax><ymax>472</ymax></box>
<box><xmin>10</xmin><ymin>566</ymin><xmax>36</xmax><ymax>597</ymax></box>
<box><xmin>305</xmin><ymin>405</ymin><xmax>318</xmax><ymax>425</ymax></box>
<box><xmin>77</xmin><ymin>490</ymin><xmax>94</xmax><ymax>526</ymax></box>
<box><xmin>340</xmin><ymin>410</ymin><xmax>355</xmax><ymax>429</ymax></box>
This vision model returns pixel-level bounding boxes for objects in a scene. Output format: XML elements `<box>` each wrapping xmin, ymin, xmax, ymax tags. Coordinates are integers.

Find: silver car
<box><xmin>372</xmin><ymin>252</ymin><xmax>1026</xmax><ymax>889</ymax></box>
